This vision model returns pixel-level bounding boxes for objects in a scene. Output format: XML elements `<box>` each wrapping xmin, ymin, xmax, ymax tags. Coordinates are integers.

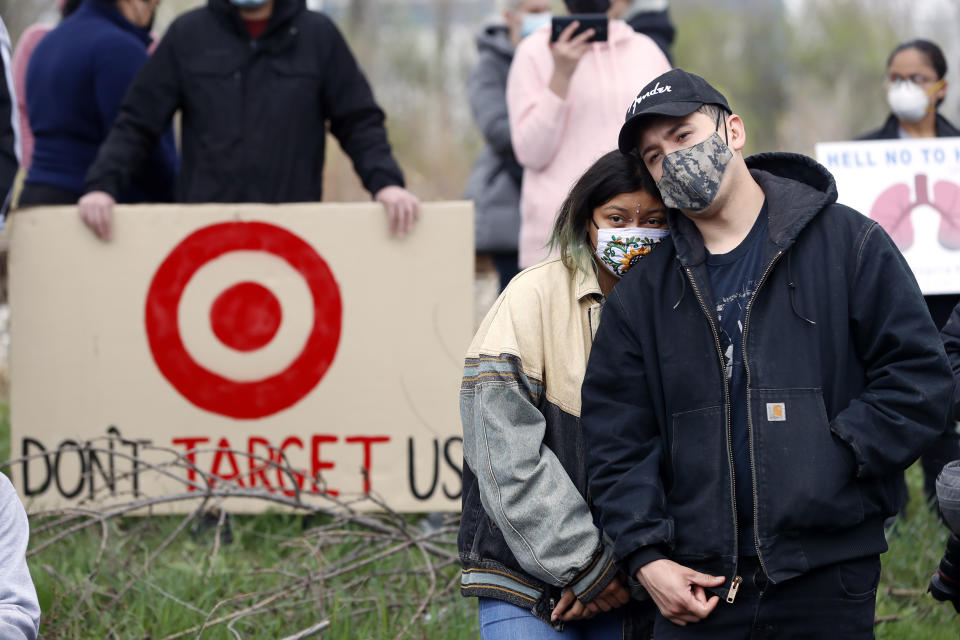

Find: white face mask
<box><xmin>595</xmin><ymin>227</ymin><xmax>669</xmax><ymax>278</ymax></box>
<box><xmin>887</xmin><ymin>81</ymin><xmax>932</xmax><ymax>123</ymax></box>
<box><xmin>520</xmin><ymin>12</ymin><xmax>551</xmax><ymax>39</ymax></box>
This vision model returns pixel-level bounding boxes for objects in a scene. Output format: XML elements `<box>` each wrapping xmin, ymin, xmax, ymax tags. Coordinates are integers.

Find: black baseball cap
<box><xmin>617</xmin><ymin>68</ymin><xmax>731</xmax><ymax>155</ymax></box>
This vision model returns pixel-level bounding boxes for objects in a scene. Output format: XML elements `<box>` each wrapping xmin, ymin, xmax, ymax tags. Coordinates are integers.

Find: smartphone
<box><xmin>550</xmin><ymin>15</ymin><xmax>608</xmax><ymax>43</ymax></box>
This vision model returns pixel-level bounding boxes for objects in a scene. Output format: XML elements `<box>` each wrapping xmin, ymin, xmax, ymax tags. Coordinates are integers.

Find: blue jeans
<box><xmin>478</xmin><ymin>597</ymin><xmax>625</xmax><ymax>640</ymax></box>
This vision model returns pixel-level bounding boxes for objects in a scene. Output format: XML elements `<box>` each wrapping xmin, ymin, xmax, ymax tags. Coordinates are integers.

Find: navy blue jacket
<box><xmin>25</xmin><ymin>0</ymin><xmax>177</xmax><ymax>201</ymax></box>
<box><xmin>581</xmin><ymin>153</ymin><xmax>954</xmax><ymax>598</ymax></box>
<box><xmin>85</xmin><ymin>0</ymin><xmax>403</xmax><ymax>204</ymax></box>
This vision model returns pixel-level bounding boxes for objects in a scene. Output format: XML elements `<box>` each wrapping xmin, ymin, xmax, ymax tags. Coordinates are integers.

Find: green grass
<box><xmin>1</xmin><ymin>406</ymin><xmax>956</xmax><ymax>637</ymax></box>
<box><xmin>27</xmin><ymin>513</ymin><xmax>479</xmax><ymax>639</ymax></box>
<box><xmin>875</xmin><ymin>464</ymin><xmax>958</xmax><ymax>639</ymax></box>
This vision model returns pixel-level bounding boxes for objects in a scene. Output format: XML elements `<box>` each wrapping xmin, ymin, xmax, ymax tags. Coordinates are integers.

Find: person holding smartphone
<box><xmin>506</xmin><ymin>0</ymin><xmax>670</xmax><ymax>269</ymax></box>
<box><xmin>464</xmin><ymin>0</ymin><xmax>551</xmax><ymax>294</ymax></box>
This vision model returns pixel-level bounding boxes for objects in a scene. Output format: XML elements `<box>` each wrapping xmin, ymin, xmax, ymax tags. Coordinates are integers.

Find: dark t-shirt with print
<box><xmin>706</xmin><ymin>203</ymin><xmax>768</xmax><ymax>557</ymax></box>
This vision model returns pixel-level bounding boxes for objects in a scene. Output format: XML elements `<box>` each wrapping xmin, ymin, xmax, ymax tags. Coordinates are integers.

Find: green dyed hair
<box><xmin>548</xmin><ymin>150</ymin><xmax>659</xmax><ymax>275</ymax></box>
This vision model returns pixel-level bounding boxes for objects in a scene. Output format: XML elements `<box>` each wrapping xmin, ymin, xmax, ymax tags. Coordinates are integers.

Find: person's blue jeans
<box><xmin>652</xmin><ymin>555</ymin><xmax>880</xmax><ymax>639</ymax></box>
<box><xmin>478</xmin><ymin>597</ymin><xmax>625</xmax><ymax>640</ymax></box>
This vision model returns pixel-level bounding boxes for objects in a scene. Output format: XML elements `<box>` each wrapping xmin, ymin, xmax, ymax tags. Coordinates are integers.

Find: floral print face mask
<box><xmin>595</xmin><ymin>227</ymin><xmax>669</xmax><ymax>278</ymax></box>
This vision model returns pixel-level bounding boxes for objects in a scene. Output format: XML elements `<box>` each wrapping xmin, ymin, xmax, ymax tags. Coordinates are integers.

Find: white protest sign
<box><xmin>815</xmin><ymin>137</ymin><xmax>960</xmax><ymax>294</ymax></box>
<box><xmin>8</xmin><ymin>203</ymin><xmax>473</xmax><ymax>512</ymax></box>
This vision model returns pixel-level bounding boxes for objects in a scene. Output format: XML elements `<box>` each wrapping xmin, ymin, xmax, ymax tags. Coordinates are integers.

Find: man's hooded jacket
<box><xmin>581</xmin><ymin>152</ymin><xmax>954</xmax><ymax>599</ymax></box>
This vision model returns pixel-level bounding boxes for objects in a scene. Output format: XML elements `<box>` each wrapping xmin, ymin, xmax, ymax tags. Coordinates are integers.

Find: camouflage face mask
<box><xmin>656</xmin><ymin>132</ymin><xmax>733</xmax><ymax>211</ymax></box>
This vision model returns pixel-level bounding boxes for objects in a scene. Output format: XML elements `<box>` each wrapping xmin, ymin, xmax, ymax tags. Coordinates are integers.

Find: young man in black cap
<box><xmin>580</xmin><ymin>68</ymin><xmax>955</xmax><ymax>637</ymax></box>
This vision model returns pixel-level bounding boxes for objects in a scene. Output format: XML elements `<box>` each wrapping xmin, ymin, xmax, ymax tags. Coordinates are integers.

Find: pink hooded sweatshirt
<box><xmin>507</xmin><ymin>20</ymin><xmax>670</xmax><ymax>268</ymax></box>
<box><xmin>11</xmin><ymin>24</ymin><xmax>52</xmax><ymax>171</ymax></box>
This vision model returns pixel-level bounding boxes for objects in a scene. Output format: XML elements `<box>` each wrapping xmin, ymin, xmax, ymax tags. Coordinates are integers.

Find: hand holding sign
<box><xmin>78</xmin><ymin>190</ymin><xmax>116</xmax><ymax>241</ymax></box>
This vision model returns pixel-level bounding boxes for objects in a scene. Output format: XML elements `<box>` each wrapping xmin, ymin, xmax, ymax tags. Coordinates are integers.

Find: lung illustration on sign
<box><xmin>870</xmin><ymin>174</ymin><xmax>960</xmax><ymax>251</ymax></box>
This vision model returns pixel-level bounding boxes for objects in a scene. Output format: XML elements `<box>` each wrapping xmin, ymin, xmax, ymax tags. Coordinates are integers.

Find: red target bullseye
<box><xmin>145</xmin><ymin>222</ymin><xmax>342</xmax><ymax>419</ymax></box>
<box><xmin>210</xmin><ymin>281</ymin><xmax>283</xmax><ymax>352</ymax></box>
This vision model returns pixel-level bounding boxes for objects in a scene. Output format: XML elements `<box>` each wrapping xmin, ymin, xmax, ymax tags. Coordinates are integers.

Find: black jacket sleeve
<box><xmin>0</xmin><ymin>24</ymin><xmax>18</xmax><ymax>218</ymax></box>
<box><xmin>626</xmin><ymin>8</ymin><xmax>675</xmax><ymax>63</ymax></box>
<box><xmin>581</xmin><ymin>286</ymin><xmax>671</xmax><ymax>576</ymax></box>
<box><xmin>319</xmin><ymin>18</ymin><xmax>404</xmax><ymax>197</ymax></box>
<box><xmin>831</xmin><ymin>221</ymin><xmax>955</xmax><ymax>476</ymax></box>
<box><xmin>84</xmin><ymin>28</ymin><xmax>183</xmax><ymax>199</ymax></box>
<box><xmin>941</xmin><ymin>302</ymin><xmax>960</xmax><ymax>421</ymax></box>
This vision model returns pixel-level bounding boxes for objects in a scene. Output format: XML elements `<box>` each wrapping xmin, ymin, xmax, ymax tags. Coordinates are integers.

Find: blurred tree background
<box><xmin>2</xmin><ymin>0</ymin><xmax>959</xmax><ymax>199</ymax></box>
<box><xmin>646</xmin><ymin>0</ymin><xmax>960</xmax><ymax>156</ymax></box>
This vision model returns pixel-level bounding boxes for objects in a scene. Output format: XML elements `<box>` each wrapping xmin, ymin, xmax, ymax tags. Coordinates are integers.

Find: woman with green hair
<box><xmin>458</xmin><ymin>149</ymin><xmax>668</xmax><ymax>639</ymax></box>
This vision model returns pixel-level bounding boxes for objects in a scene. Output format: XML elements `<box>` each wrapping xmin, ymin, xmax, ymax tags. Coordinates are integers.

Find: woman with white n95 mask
<box><xmin>856</xmin><ymin>37</ymin><xmax>960</xmax><ymax>527</ymax></box>
<box><xmin>860</xmin><ymin>39</ymin><xmax>955</xmax><ymax>141</ymax></box>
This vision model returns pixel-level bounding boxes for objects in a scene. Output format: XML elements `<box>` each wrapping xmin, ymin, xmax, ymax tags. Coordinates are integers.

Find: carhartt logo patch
<box><xmin>766</xmin><ymin>403</ymin><xmax>786</xmax><ymax>422</ymax></box>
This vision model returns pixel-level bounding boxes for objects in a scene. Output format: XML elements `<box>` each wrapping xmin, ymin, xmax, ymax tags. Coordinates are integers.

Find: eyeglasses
<box><xmin>887</xmin><ymin>73</ymin><xmax>939</xmax><ymax>85</ymax></box>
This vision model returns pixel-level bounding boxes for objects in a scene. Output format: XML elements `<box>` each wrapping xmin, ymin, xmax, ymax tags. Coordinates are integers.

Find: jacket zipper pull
<box><xmin>726</xmin><ymin>575</ymin><xmax>743</xmax><ymax>604</ymax></box>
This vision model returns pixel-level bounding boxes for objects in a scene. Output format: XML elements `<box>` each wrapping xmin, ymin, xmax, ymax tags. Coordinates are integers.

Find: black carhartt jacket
<box><xmin>85</xmin><ymin>0</ymin><xmax>404</xmax><ymax>203</ymax></box>
<box><xmin>581</xmin><ymin>153</ymin><xmax>954</xmax><ymax>600</ymax></box>
<box><xmin>941</xmin><ymin>301</ymin><xmax>960</xmax><ymax>420</ymax></box>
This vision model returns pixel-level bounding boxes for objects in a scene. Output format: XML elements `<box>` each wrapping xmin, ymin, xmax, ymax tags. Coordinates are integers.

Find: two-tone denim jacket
<box><xmin>457</xmin><ymin>258</ymin><xmax>618</xmax><ymax>628</ymax></box>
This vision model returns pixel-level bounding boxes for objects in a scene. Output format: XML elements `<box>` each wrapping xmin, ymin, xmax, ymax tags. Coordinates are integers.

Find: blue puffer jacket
<box><xmin>581</xmin><ymin>152</ymin><xmax>954</xmax><ymax>600</ymax></box>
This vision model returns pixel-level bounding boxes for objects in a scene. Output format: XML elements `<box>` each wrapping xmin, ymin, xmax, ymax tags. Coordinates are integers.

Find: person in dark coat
<box><xmin>20</xmin><ymin>0</ymin><xmax>177</xmax><ymax>208</ymax></box>
<box><xmin>0</xmin><ymin>17</ymin><xmax>19</xmax><ymax>220</ymax></box>
<box><xmin>464</xmin><ymin>0</ymin><xmax>549</xmax><ymax>292</ymax></box>
<box><xmin>79</xmin><ymin>0</ymin><xmax>419</xmax><ymax>241</ymax></box>
<box><xmin>857</xmin><ymin>39</ymin><xmax>960</xmax><ymax>509</ymax></box>
<box><xmin>625</xmin><ymin>0</ymin><xmax>674</xmax><ymax>63</ymax></box>
<box><xmin>583</xmin><ymin>69</ymin><xmax>954</xmax><ymax>638</ymax></box>
<box><xmin>942</xmin><ymin>302</ymin><xmax>960</xmax><ymax>425</ymax></box>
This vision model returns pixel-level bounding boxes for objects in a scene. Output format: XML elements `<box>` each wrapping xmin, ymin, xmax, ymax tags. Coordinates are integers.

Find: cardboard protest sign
<box><xmin>815</xmin><ymin>137</ymin><xmax>960</xmax><ymax>294</ymax></box>
<box><xmin>8</xmin><ymin>203</ymin><xmax>473</xmax><ymax>512</ymax></box>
